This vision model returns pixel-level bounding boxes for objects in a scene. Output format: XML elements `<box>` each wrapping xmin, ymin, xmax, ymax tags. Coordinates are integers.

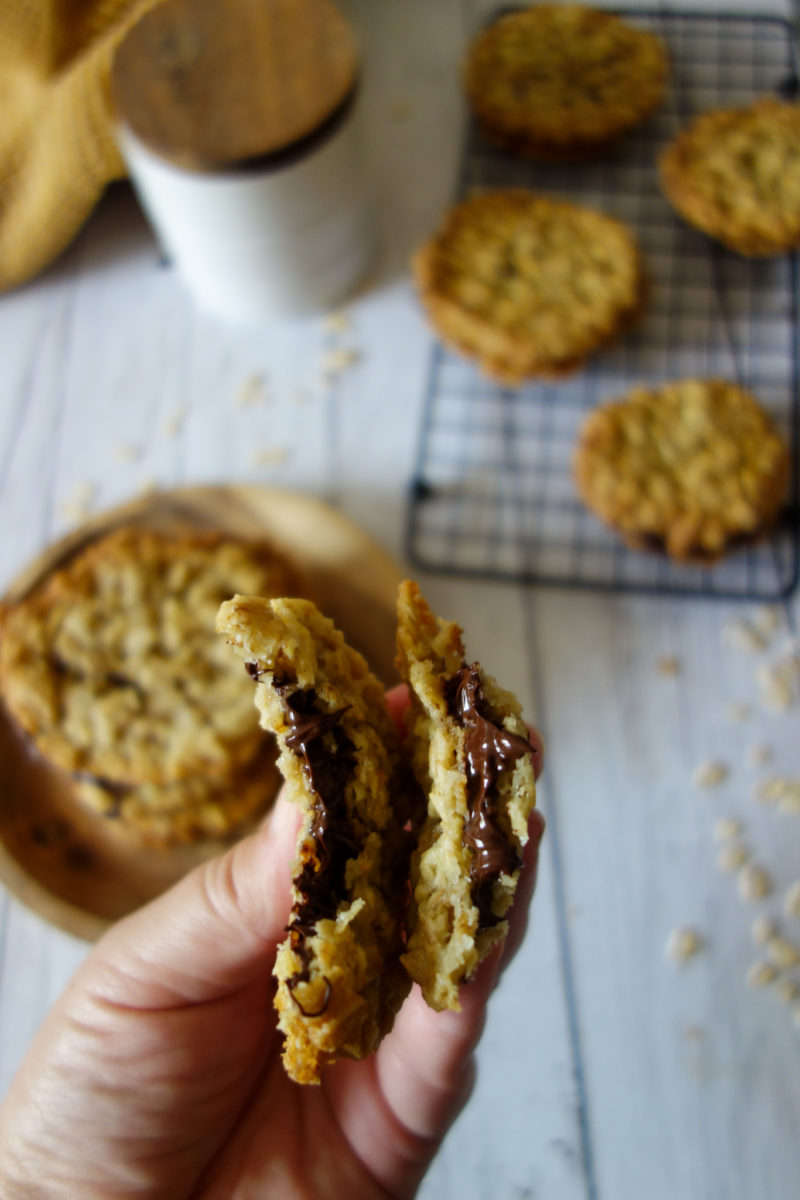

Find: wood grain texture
<box><xmin>0</xmin><ymin>2</ymin><xmax>798</xmax><ymax>1197</ymax></box>
<box><xmin>112</xmin><ymin>0</ymin><xmax>358</xmax><ymax>168</ymax></box>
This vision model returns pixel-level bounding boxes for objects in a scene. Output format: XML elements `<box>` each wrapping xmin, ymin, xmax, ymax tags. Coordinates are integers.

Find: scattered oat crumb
<box><xmin>289</xmin><ymin>386</ymin><xmax>310</xmax><ymax>406</ymax></box>
<box><xmin>713</xmin><ymin>817</ymin><xmax>742</xmax><ymax>843</ymax></box>
<box><xmin>746</xmin><ymin>960</ymin><xmax>778</xmax><ymax>988</ymax></box>
<box><xmin>764</xmin><ymin>935</ymin><xmax>800</xmax><ymax>970</ymax></box>
<box><xmin>58</xmin><ymin>481</ymin><xmax>96</xmax><ymax>524</ymax></box>
<box><xmin>755</xmin><ymin>777</ymin><xmax>800</xmax><ymax>815</ymax></box>
<box><xmin>112</xmin><ymin>442</ymin><xmax>140</xmax><ymax>464</ymax></box>
<box><xmin>666</xmin><ymin>926</ymin><xmax>703</xmax><ymax>964</ymax></box>
<box><xmin>746</xmin><ymin>743</ymin><xmax>772</xmax><ymax>769</ymax></box>
<box><xmin>692</xmin><ymin>760</ymin><xmax>729</xmax><ymax>789</ymax></box>
<box><xmin>322</xmin><ymin>310</ymin><xmax>352</xmax><ymax>335</ymax></box>
<box><xmin>389</xmin><ymin>99</ymin><xmax>414</xmax><ymax>121</ymax></box>
<box><xmin>737</xmin><ymin>863</ymin><xmax>773</xmax><ymax>903</ymax></box>
<box><xmin>774</xmin><ymin>977</ymin><xmax>799</xmax><ymax>1005</ymax></box>
<box><xmin>722</xmin><ymin>617</ymin><xmax>767</xmax><ymax>654</ymax></box>
<box><xmin>320</xmin><ymin>347</ymin><xmax>361</xmax><ymax>378</ymax></box>
<box><xmin>136</xmin><ymin>476</ymin><xmax>158</xmax><ymax>497</ymax></box>
<box><xmin>753</xmin><ymin>606</ymin><xmax>781</xmax><ymax>639</ymax></box>
<box><xmin>783</xmin><ymin>881</ymin><xmax>800</xmax><ymax>921</ymax></box>
<box><xmin>752</xmin><ymin>916</ymin><xmax>779</xmax><ymax>946</ymax></box>
<box><xmin>250</xmin><ymin>445</ymin><xmax>289</xmax><ymax>468</ymax></box>
<box><xmin>726</xmin><ymin>701</ymin><xmax>750</xmax><ymax>723</ymax></box>
<box><xmin>234</xmin><ymin>373</ymin><xmax>268</xmax><ymax>410</ymax></box>
<box><xmin>756</xmin><ymin>649</ymin><xmax>800</xmax><ymax>712</ymax></box>
<box><xmin>655</xmin><ymin>655</ymin><xmax>680</xmax><ymax>676</ymax></box>
<box><xmin>717</xmin><ymin>843</ymin><xmax>748</xmax><ymax>873</ymax></box>
<box><xmin>161</xmin><ymin>404</ymin><xmax>188</xmax><ymax>438</ymax></box>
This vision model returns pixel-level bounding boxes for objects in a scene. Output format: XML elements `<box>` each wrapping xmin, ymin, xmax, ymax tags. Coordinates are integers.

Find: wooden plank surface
<box><xmin>0</xmin><ymin>2</ymin><xmax>798</xmax><ymax>1198</ymax></box>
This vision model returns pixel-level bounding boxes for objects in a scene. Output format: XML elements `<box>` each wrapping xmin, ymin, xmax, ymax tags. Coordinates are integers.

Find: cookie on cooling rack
<box><xmin>573</xmin><ymin>379</ymin><xmax>791</xmax><ymax>562</ymax></box>
<box><xmin>414</xmin><ymin>189</ymin><xmax>646</xmax><ymax>385</ymax></box>
<box><xmin>396</xmin><ymin>581</ymin><xmax>537</xmax><ymax>1012</ymax></box>
<box><xmin>464</xmin><ymin>4</ymin><xmax>668</xmax><ymax>161</ymax></box>
<box><xmin>659</xmin><ymin>98</ymin><xmax>800</xmax><ymax>256</ymax></box>
<box><xmin>0</xmin><ymin>527</ymin><xmax>306</xmax><ymax>791</ymax></box>
<box><xmin>217</xmin><ymin>594</ymin><xmax>412</xmax><ymax>1085</ymax></box>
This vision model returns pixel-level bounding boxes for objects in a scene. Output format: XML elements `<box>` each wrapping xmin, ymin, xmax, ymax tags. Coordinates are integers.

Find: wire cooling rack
<box><xmin>406</xmin><ymin>9</ymin><xmax>800</xmax><ymax>600</ymax></box>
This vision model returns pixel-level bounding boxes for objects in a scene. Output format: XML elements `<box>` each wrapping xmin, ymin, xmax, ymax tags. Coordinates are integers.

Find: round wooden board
<box><xmin>0</xmin><ymin>484</ymin><xmax>403</xmax><ymax>942</ymax></box>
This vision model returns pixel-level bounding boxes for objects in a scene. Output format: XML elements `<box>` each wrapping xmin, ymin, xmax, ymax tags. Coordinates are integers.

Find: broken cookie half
<box><xmin>216</xmin><ymin>595</ymin><xmax>412</xmax><ymax>1085</ymax></box>
<box><xmin>397</xmin><ymin>580</ymin><xmax>538</xmax><ymax>1012</ymax></box>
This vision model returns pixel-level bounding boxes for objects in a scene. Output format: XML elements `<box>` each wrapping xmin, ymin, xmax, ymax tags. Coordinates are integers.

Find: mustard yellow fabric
<box><xmin>0</xmin><ymin>0</ymin><xmax>160</xmax><ymax>291</ymax></box>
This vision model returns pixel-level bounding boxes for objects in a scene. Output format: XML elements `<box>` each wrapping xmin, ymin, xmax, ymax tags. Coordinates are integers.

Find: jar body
<box><xmin>118</xmin><ymin>103</ymin><xmax>375</xmax><ymax>321</ymax></box>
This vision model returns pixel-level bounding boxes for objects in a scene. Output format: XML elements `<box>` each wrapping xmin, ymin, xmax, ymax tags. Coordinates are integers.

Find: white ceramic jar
<box><xmin>112</xmin><ymin>0</ymin><xmax>374</xmax><ymax>321</ymax></box>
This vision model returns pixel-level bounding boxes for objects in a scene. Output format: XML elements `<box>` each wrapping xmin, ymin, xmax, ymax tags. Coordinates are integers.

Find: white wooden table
<box><xmin>1</xmin><ymin>2</ymin><xmax>799</xmax><ymax>1197</ymax></box>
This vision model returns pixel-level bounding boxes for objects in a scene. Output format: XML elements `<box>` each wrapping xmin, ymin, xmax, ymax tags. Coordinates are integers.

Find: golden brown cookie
<box><xmin>464</xmin><ymin>4</ymin><xmax>668</xmax><ymax>161</ymax></box>
<box><xmin>573</xmin><ymin>379</ymin><xmax>791</xmax><ymax>562</ymax></box>
<box><xmin>414</xmin><ymin>189</ymin><xmax>646</xmax><ymax>384</ymax></box>
<box><xmin>396</xmin><ymin>581</ymin><xmax>537</xmax><ymax>1012</ymax></box>
<box><xmin>0</xmin><ymin>527</ymin><xmax>305</xmax><ymax>786</ymax></box>
<box><xmin>74</xmin><ymin>739</ymin><xmax>281</xmax><ymax>848</ymax></box>
<box><xmin>217</xmin><ymin>594</ymin><xmax>412</xmax><ymax>1085</ymax></box>
<box><xmin>659</xmin><ymin>99</ymin><xmax>800</xmax><ymax>256</ymax></box>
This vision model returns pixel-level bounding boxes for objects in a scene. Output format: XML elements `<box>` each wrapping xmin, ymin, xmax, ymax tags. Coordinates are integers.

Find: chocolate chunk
<box><xmin>448</xmin><ymin>664</ymin><xmax>532</xmax><ymax>930</ymax></box>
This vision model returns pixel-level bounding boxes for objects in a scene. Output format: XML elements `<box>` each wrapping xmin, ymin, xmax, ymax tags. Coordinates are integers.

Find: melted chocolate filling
<box><xmin>448</xmin><ymin>664</ymin><xmax>533</xmax><ymax>931</ymax></box>
<box><xmin>279</xmin><ymin>687</ymin><xmax>355</xmax><ymax>1016</ymax></box>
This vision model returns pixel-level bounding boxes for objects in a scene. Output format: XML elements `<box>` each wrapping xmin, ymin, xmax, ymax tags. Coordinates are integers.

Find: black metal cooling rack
<box><xmin>406</xmin><ymin>8</ymin><xmax>800</xmax><ymax>600</ymax></box>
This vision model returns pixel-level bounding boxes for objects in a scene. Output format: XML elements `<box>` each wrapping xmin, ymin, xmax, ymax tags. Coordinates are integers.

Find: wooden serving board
<box><xmin>0</xmin><ymin>484</ymin><xmax>403</xmax><ymax>941</ymax></box>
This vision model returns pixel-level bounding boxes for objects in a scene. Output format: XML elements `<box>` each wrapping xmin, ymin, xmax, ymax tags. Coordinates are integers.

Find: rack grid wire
<box><xmin>406</xmin><ymin>8</ymin><xmax>800</xmax><ymax>601</ymax></box>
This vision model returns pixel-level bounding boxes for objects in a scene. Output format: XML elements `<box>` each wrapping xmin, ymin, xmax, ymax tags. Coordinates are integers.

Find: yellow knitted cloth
<box><xmin>0</xmin><ymin>0</ymin><xmax>161</xmax><ymax>292</ymax></box>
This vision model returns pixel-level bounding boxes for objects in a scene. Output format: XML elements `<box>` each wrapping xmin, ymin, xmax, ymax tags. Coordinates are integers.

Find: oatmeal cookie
<box><xmin>465</xmin><ymin>4</ymin><xmax>668</xmax><ymax>160</ymax></box>
<box><xmin>396</xmin><ymin>581</ymin><xmax>537</xmax><ymax>1012</ymax></box>
<box><xmin>659</xmin><ymin>99</ymin><xmax>800</xmax><ymax>256</ymax></box>
<box><xmin>75</xmin><ymin>739</ymin><xmax>281</xmax><ymax>848</ymax></box>
<box><xmin>573</xmin><ymin>379</ymin><xmax>790</xmax><ymax>561</ymax></box>
<box><xmin>414</xmin><ymin>189</ymin><xmax>645</xmax><ymax>384</ymax></box>
<box><xmin>217</xmin><ymin>595</ymin><xmax>412</xmax><ymax>1085</ymax></box>
<box><xmin>0</xmin><ymin>527</ymin><xmax>305</xmax><ymax>786</ymax></box>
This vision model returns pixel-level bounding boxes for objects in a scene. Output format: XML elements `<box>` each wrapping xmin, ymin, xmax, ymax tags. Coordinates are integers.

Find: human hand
<box><xmin>0</xmin><ymin>687</ymin><xmax>544</xmax><ymax>1200</ymax></box>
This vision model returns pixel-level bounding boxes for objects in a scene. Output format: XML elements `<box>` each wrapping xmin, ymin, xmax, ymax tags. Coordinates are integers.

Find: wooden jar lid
<box><xmin>111</xmin><ymin>0</ymin><xmax>358</xmax><ymax>171</ymax></box>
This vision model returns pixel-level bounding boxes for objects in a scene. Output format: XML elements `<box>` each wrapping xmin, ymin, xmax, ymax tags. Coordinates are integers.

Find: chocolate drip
<box><xmin>245</xmin><ymin>661</ymin><xmax>267</xmax><ymax>680</ymax></box>
<box><xmin>279</xmin><ymin>688</ymin><xmax>355</xmax><ymax>1016</ymax></box>
<box><xmin>448</xmin><ymin>664</ymin><xmax>533</xmax><ymax>931</ymax></box>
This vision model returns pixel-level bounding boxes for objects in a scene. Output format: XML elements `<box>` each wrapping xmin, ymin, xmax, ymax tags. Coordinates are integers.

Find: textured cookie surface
<box><xmin>396</xmin><ymin>581</ymin><xmax>537</xmax><ymax>1012</ymax></box>
<box><xmin>414</xmin><ymin>189</ymin><xmax>645</xmax><ymax>384</ymax></box>
<box><xmin>217</xmin><ymin>595</ymin><xmax>411</xmax><ymax>1085</ymax></box>
<box><xmin>660</xmin><ymin>99</ymin><xmax>800</xmax><ymax>256</ymax></box>
<box><xmin>74</xmin><ymin>740</ymin><xmax>281</xmax><ymax>848</ymax></box>
<box><xmin>573</xmin><ymin>379</ymin><xmax>790</xmax><ymax>562</ymax></box>
<box><xmin>465</xmin><ymin>4</ymin><xmax>668</xmax><ymax>160</ymax></box>
<box><xmin>0</xmin><ymin>527</ymin><xmax>304</xmax><ymax>786</ymax></box>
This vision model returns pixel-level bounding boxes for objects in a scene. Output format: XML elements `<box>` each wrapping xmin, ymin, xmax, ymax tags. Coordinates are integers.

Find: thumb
<box><xmin>78</xmin><ymin>790</ymin><xmax>301</xmax><ymax>1011</ymax></box>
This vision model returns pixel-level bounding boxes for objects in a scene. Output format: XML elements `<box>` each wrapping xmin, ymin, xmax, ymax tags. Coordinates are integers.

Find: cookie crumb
<box><xmin>58</xmin><ymin>481</ymin><xmax>96</xmax><ymax>525</ymax></box>
<box><xmin>655</xmin><ymin>655</ymin><xmax>680</xmax><ymax>676</ymax></box>
<box><xmin>746</xmin><ymin>960</ymin><xmax>777</xmax><ymax>988</ymax></box>
<box><xmin>746</xmin><ymin>743</ymin><xmax>772</xmax><ymax>769</ymax></box>
<box><xmin>692</xmin><ymin>760</ymin><xmax>729</xmax><ymax>789</ymax></box>
<box><xmin>713</xmin><ymin>817</ymin><xmax>742</xmax><ymax>843</ymax></box>
<box><xmin>765</xmin><ymin>935</ymin><xmax>800</xmax><ymax>971</ymax></box>
<box><xmin>752</xmin><ymin>916</ymin><xmax>778</xmax><ymax>945</ymax></box>
<box><xmin>666</xmin><ymin>926</ymin><xmax>703</xmax><ymax>963</ymax></box>
<box><xmin>756</xmin><ymin>650</ymin><xmax>800</xmax><ymax>712</ymax></box>
<box><xmin>737</xmin><ymin>863</ymin><xmax>773</xmax><ymax>903</ymax></box>
<box><xmin>321</xmin><ymin>348</ymin><xmax>361</xmax><ymax>376</ymax></box>
<box><xmin>112</xmin><ymin>443</ymin><xmax>140</xmax><ymax>464</ymax></box>
<box><xmin>161</xmin><ymin>404</ymin><xmax>188</xmax><ymax>438</ymax></box>
<box><xmin>136</xmin><ymin>476</ymin><xmax>158</xmax><ymax>498</ymax></box>
<box><xmin>322</xmin><ymin>310</ymin><xmax>352</xmax><ymax>334</ymax></box>
<box><xmin>722</xmin><ymin>617</ymin><xmax>767</xmax><ymax>655</ymax></box>
<box><xmin>250</xmin><ymin>445</ymin><xmax>289</xmax><ymax>469</ymax></box>
<box><xmin>753</xmin><ymin>606</ymin><xmax>781</xmax><ymax>640</ymax></box>
<box><xmin>755</xmin><ymin>776</ymin><xmax>800</xmax><ymax>815</ymax></box>
<box><xmin>717</xmin><ymin>843</ymin><xmax>748</xmax><ymax>873</ymax></box>
<box><xmin>783</xmin><ymin>881</ymin><xmax>800</xmax><ymax>921</ymax></box>
<box><xmin>774</xmin><ymin>977</ymin><xmax>799</xmax><ymax>1005</ymax></box>
<box><xmin>726</xmin><ymin>701</ymin><xmax>750</xmax><ymax>723</ymax></box>
<box><xmin>234</xmin><ymin>373</ymin><xmax>268</xmax><ymax>410</ymax></box>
